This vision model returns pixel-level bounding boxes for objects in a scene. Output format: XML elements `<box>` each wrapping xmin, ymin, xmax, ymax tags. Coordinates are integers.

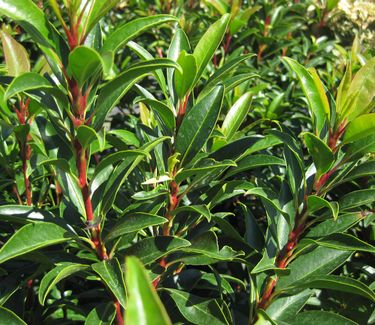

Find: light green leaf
<box><xmin>125</xmin><ymin>256</ymin><xmax>171</xmax><ymax>325</ymax></box>
<box><xmin>68</xmin><ymin>46</ymin><xmax>103</xmax><ymax>87</ymax></box>
<box><xmin>174</xmin><ymin>51</ymin><xmax>197</xmax><ymax>99</ymax></box>
<box><xmin>222</xmin><ymin>91</ymin><xmax>252</xmax><ymax>140</ymax></box>
<box><xmin>343</xmin><ymin>113</ymin><xmax>375</xmax><ymax>144</ymax></box>
<box><xmin>76</xmin><ymin>125</ymin><xmax>99</xmax><ymax>150</ymax></box>
<box><xmin>290</xmin><ymin>311</ymin><xmax>357</xmax><ymax>325</ymax></box>
<box><xmin>283</xmin><ymin>57</ymin><xmax>330</xmax><ymax>135</ymax></box>
<box><xmin>85</xmin><ymin>303</ymin><xmax>116</xmax><ymax>325</ymax></box>
<box><xmin>193</xmin><ymin>14</ymin><xmax>230</xmax><ymax>85</ymax></box>
<box><xmin>307</xmin><ymin>195</ymin><xmax>338</xmax><ymax>220</ymax></box>
<box><xmin>0</xmin><ymin>30</ymin><xmax>30</xmax><ymax>76</ymax></box>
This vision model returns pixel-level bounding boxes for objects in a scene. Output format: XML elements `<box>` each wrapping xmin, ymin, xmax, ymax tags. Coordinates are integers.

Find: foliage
<box><xmin>0</xmin><ymin>0</ymin><xmax>374</xmax><ymax>324</ymax></box>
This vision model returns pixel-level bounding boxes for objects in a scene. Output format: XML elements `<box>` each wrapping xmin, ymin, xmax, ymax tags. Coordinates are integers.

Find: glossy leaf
<box><xmin>0</xmin><ymin>306</ymin><xmax>26</xmax><ymax>325</ymax></box>
<box><xmin>283</xmin><ymin>57</ymin><xmax>330</xmax><ymax>135</ymax></box>
<box><xmin>221</xmin><ymin>91</ymin><xmax>252</xmax><ymax>140</ymax></box>
<box><xmin>76</xmin><ymin>125</ymin><xmax>99</xmax><ymax>150</ymax></box>
<box><xmin>313</xmin><ymin>233</ymin><xmax>375</xmax><ymax>253</ymax></box>
<box><xmin>193</xmin><ymin>14</ymin><xmax>230</xmax><ymax>85</ymax></box>
<box><xmin>0</xmin><ymin>223</ymin><xmax>73</xmax><ymax>264</ymax></box>
<box><xmin>85</xmin><ymin>303</ymin><xmax>116</xmax><ymax>325</ymax></box>
<box><xmin>102</xmin><ymin>15</ymin><xmax>178</xmax><ymax>53</ymax></box>
<box><xmin>290</xmin><ymin>311</ymin><xmax>357</xmax><ymax>325</ymax></box>
<box><xmin>174</xmin><ymin>51</ymin><xmax>197</xmax><ymax>99</ymax></box>
<box><xmin>68</xmin><ymin>46</ymin><xmax>103</xmax><ymax>87</ymax></box>
<box><xmin>165</xmin><ymin>288</ymin><xmax>229</xmax><ymax>325</ymax></box>
<box><xmin>303</xmin><ymin>132</ymin><xmax>334</xmax><ymax>178</ymax></box>
<box><xmin>122</xmin><ymin>236</ymin><xmax>191</xmax><ymax>265</ymax></box>
<box><xmin>39</xmin><ymin>262</ymin><xmax>89</xmax><ymax>305</ymax></box>
<box><xmin>92</xmin><ymin>258</ymin><xmax>127</xmax><ymax>308</ymax></box>
<box><xmin>93</xmin><ymin>59</ymin><xmax>180</xmax><ymax>130</ymax></box>
<box><xmin>0</xmin><ymin>30</ymin><xmax>30</xmax><ymax>76</ymax></box>
<box><xmin>125</xmin><ymin>256</ymin><xmax>171</xmax><ymax>325</ymax></box>
<box><xmin>105</xmin><ymin>213</ymin><xmax>167</xmax><ymax>242</ymax></box>
<box><xmin>176</xmin><ymin>85</ymin><xmax>224</xmax><ymax>165</ymax></box>
<box><xmin>343</xmin><ymin>113</ymin><xmax>375</xmax><ymax>144</ymax></box>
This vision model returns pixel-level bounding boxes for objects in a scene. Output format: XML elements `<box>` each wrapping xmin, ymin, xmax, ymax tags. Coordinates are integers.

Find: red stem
<box><xmin>114</xmin><ymin>301</ymin><xmax>124</xmax><ymax>325</ymax></box>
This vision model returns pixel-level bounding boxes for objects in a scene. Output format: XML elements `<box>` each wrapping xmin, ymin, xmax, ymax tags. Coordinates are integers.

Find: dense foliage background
<box><xmin>0</xmin><ymin>0</ymin><xmax>374</xmax><ymax>324</ymax></box>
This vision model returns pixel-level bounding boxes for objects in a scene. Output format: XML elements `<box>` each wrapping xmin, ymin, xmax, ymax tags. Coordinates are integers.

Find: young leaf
<box><xmin>92</xmin><ymin>258</ymin><xmax>127</xmax><ymax>308</ymax></box>
<box><xmin>125</xmin><ymin>256</ymin><xmax>171</xmax><ymax>325</ymax></box>
<box><xmin>283</xmin><ymin>57</ymin><xmax>330</xmax><ymax>135</ymax></box>
<box><xmin>343</xmin><ymin>113</ymin><xmax>375</xmax><ymax>144</ymax></box>
<box><xmin>76</xmin><ymin>125</ymin><xmax>99</xmax><ymax>150</ymax></box>
<box><xmin>176</xmin><ymin>85</ymin><xmax>224</xmax><ymax>166</ymax></box>
<box><xmin>303</xmin><ymin>132</ymin><xmax>334</xmax><ymax>178</ymax></box>
<box><xmin>0</xmin><ymin>223</ymin><xmax>74</xmax><ymax>264</ymax></box>
<box><xmin>193</xmin><ymin>14</ymin><xmax>230</xmax><ymax>85</ymax></box>
<box><xmin>174</xmin><ymin>51</ymin><xmax>197</xmax><ymax>99</ymax></box>
<box><xmin>0</xmin><ymin>30</ymin><xmax>30</xmax><ymax>76</ymax></box>
<box><xmin>68</xmin><ymin>46</ymin><xmax>103</xmax><ymax>87</ymax></box>
<box><xmin>221</xmin><ymin>91</ymin><xmax>252</xmax><ymax>140</ymax></box>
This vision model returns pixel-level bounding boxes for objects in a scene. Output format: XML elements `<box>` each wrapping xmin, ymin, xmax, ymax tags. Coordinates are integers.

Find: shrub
<box><xmin>0</xmin><ymin>1</ymin><xmax>374</xmax><ymax>324</ymax></box>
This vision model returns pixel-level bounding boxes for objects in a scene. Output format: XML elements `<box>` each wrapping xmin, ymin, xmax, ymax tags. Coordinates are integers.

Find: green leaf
<box><xmin>290</xmin><ymin>311</ymin><xmax>357</xmax><ymax>325</ymax></box>
<box><xmin>313</xmin><ymin>233</ymin><xmax>375</xmax><ymax>253</ymax></box>
<box><xmin>125</xmin><ymin>256</ymin><xmax>171</xmax><ymax>325</ymax></box>
<box><xmin>105</xmin><ymin>213</ymin><xmax>167</xmax><ymax>242</ymax></box>
<box><xmin>283</xmin><ymin>57</ymin><xmax>330</xmax><ymax>135</ymax></box>
<box><xmin>307</xmin><ymin>195</ymin><xmax>338</xmax><ymax>220</ymax></box>
<box><xmin>176</xmin><ymin>85</ymin><xmax>224</xmax><ymax>165</ymax></box>
<box><xmin>276</xmin><ymin>246</ymin><xmax>352</xmax><ymax>290</ymax></box>
<box><xmin>340</xmin><ymin>57</ymin><xmax>375</xmax><ymax>122</ymax></box>
<box><xmin>339</xmin><ymin>189</ymin><xmax>375</xmax><ymax>210</ymax></box>
<box><xmin>303</xmin><ymin>132</ymin><xmax>334</xmax><ymax>178</ymax></box>
<box><xmin>83</xmin><ymin>0</ymin><xmax>120</xmax><ymax>35</ymax></box>
<box><xmin>93</xmin><ymin>59</ymin><xmax>180</xmax><ymax>130</ymax></box>
<box><xmin>76</xmin><ymin>125</ymin><xmax>99</xmax><ymax>150</ymax></box>
<box><xmin>102</xmin><ymin>15</ymin><xmax>178</xmax><ymax>53</ymax></box>
<box><xmin>122</xmin><ymin>236</ymin><xmax>191</xmax><ymax>265</ymax></box>
<box><xmin>287</xmin><ymin>275</ymin><xmax>375</xmax><ymax>302</ymax></box>
<box><xmin>0</xmin><ymin>306</ymin><xmax>26</xmax><ymax>325</ymax></box>
<box><xmin>68</xmin><ymin>46</ymin><xmax>103</xmax><ymax>87</ymax></box>
<box><xmin>85</xmin><ymin>303</ymin><xmax>116</xmax><ymax>325</ymax></box>
<box><xmin>92</xmin><ymin>258</ymin><xmax>127</xmax><ymax>309</ymax></box>
<box><xmin>343</xmin><ymin>113</ymin><xmax>375</xmax><ymax>144</ymax></box>
<box><xmin>221</xmin><ymin>91</ymin><xmax>252</xmax><ymax>140</ymax></box>
<box><xmin>174</xmin><ymin>51</ymin><xmax>197</xmax><ymax>99</ymax></box>
<box><xmin>39</xmin><ymin>262</ymin><xmax>89</xmax><ymax>305</ymax></box>
<box><xmin>224</xmin><ymin>154</ymin><xmax>284</xmax><ymax>178</ymax></box>
<box><xmin>0</xmin><ymin>223</ymin><xmax>73</xmax><ymax>264</ymax></box>
<box><xmin>165</xmin><ymin>288</ymin><xmax>229</xmax><ymax>325</ymax></box>
<box><xmin>193</xmin><ymin>14</ymin><xmax>230</xmax><ymax>85</ymax></box>
<box><xmin>0</xmin><ymin>0</ymin><xmax>57</xmax><ymax>49</ymax></box>
<box><xmin>266</xmin><ymin>289</ymin><xmax>313</xmax><ymax>322</ymax></box>
<box><xmin>306</xmin><ymin>213</ymin><xmax>364</xmax><ymax>238</ymax></box>
<box><xmin>171</xmin><ymin>205</ymin><xmax>211</xmax><ymax>222</ymax></box>
<box><xmin>4</xmin><ymin>72</ymin><xmax>51</xmax><ymax>100</ymax></box>
<box><xmin>138</xmin><ymin>98</ymin><xmax>175</xmax><ymax>131</ymax></box>
<box><xmin>167</xmin><ymin>28</ymin><xmax>190</xmax><ymax>103</ymax></box>
<box><xmin>0</xmin><ymin>30</ymin><xmax>30</xmax><ymax>76</ymax></box>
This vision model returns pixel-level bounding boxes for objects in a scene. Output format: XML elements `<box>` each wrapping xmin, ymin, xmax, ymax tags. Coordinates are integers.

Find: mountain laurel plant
<box><xmin>0</xmin><ymin>0</ymin><xmax>374</xmax><ymax>324</ymax></box>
